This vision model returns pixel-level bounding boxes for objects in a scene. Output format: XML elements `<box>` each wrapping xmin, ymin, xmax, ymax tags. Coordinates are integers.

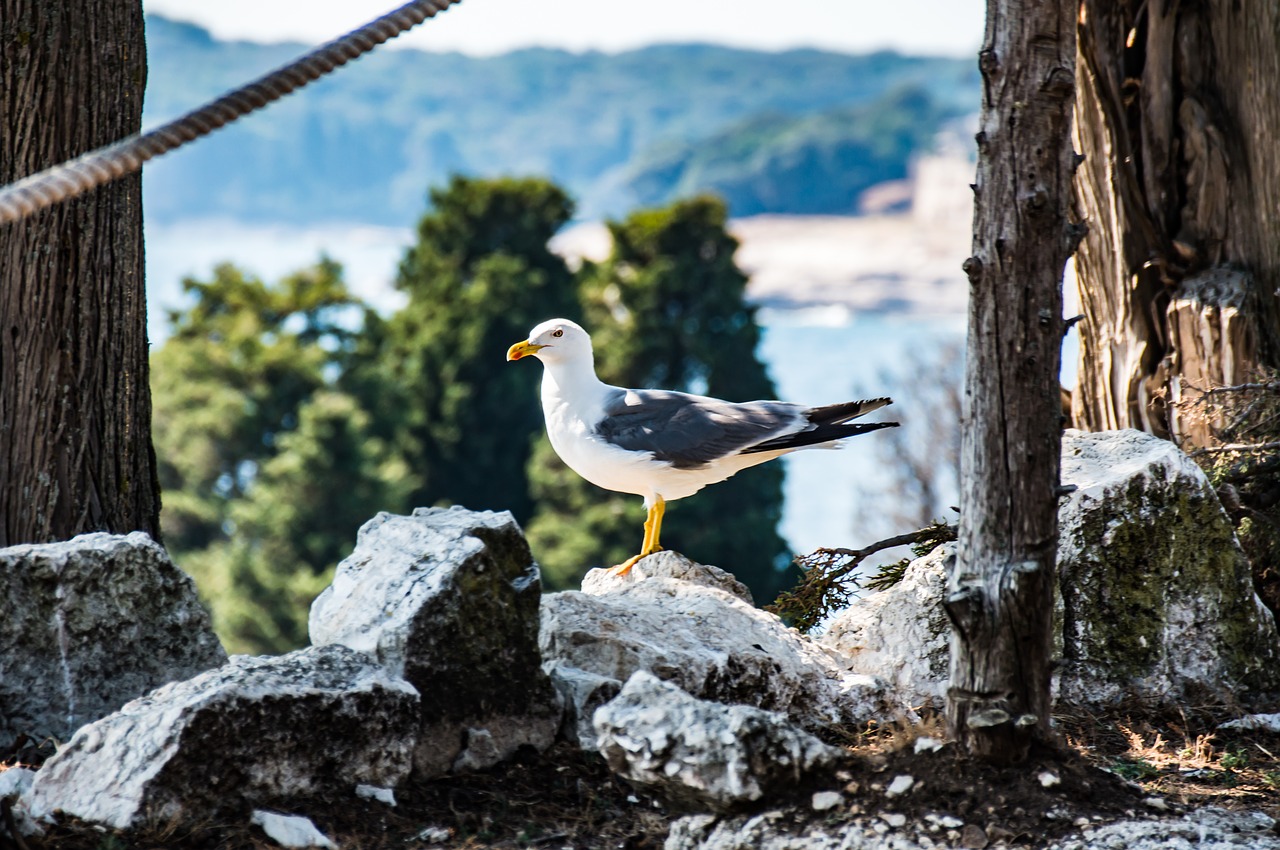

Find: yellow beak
<box><xmin>506</xmin><ymin>340</ymin><xmax>547</xmax><ymax>361</ymax></box>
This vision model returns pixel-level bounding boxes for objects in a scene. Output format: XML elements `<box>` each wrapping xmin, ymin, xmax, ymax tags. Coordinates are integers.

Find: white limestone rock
<box><xmin>821</xmin><ymin>430</ymin><xmax>1280</xmax><ymax>710</ymax></box>
<box><xmin>594</xmin><ymin>672</ymin><xmax>844</xmax><ymax>812</ymax></box>
<box><xmin>665</xmin><ymin>811</ymin><xmax>929</xmax><ymax>849</ymax></box>
<box><xmin>542</xmin><ymin>564</ymin><xmax>889</xmax><ymax>735</ymax></box>
<box><xmin>1046</xmin><ymin>807</ymin><xmax>1280</xmax><ymax>850</ymax></box>
<box><xmin>545</xmin><ymin>660</ymin><xmax>622</xmax><ymax>748</ymax></box>
<box><xmin>667</xmin><ymin>807</ymin><xmax>1280</xmax><ymax>850</ymax></box>
<box><xmin>582</xmin><ymin>551</ymin><xmax>754</xmax><ymax>604</ymax></box>
<box><xmin>0</xmin><ymin>532</ymin><xmax>226</xmax><ymax>750</ymax></box>
<box><xmin>24</xmin><ymin>645</ymin><xmax>418</xmax><ymax>830</ymax></box>
<box><xmin>820</xmin><ymin>544</ymin><xmax>953</xmax><ymax>711</ymax></box>
<box><xmin>1056</xmin><ymin>429</ymin><xmax>1280</xmax><ymax>703</ymax></box>
<box><xmin>251</xmin><ymin>811</ymin><xmax>336</xmax><ymax>849</ymax></box>
<box><xmin>0</xmin><ymin>767</ymin><xmax>41</xmax><ymax>837</ymax></box>
<box><xmin>309</xmin><ymin>507</ymin><xmax>561</xmax><ymax>777</ymax></box>
<box><xmin>1219</xmin><ymin>713</ymin><xmax>1280</xmax><ymax>733</ymax></box>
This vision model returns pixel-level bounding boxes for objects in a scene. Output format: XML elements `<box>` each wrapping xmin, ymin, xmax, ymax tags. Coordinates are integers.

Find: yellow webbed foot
<box><xmin>607</xmin><ymin>547</ymin><xmax>666</xmax><ymax>577</ymax></box>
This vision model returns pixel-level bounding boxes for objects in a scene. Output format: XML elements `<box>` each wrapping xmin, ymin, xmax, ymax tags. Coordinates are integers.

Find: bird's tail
<box><xmin>741</xmin><ymin>397</ymin><xmax>898</xmax><ymax>454</ymax></box>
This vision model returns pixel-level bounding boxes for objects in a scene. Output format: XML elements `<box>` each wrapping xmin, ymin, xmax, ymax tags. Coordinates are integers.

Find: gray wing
<box><xmin>596</xmin><ymin>388</ymin><xmax>805</xmax><ymax>470</ymax></box>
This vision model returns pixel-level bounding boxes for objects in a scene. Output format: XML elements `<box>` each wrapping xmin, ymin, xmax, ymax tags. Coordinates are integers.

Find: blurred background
<box><xmin>139</xmin><ymin>1</ymin><xmax>1077</xmax><ymax>652</ymax></box>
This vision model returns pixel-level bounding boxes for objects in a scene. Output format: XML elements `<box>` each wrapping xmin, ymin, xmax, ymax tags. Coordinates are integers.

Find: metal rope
<box><xmin>0</xmin><ymin>0</ymin><xmax>462</xmax><ymax>225</ymax></box>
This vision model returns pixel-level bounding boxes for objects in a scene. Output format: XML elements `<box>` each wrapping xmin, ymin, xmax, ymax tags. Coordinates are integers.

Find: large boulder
<box><xmin>541</xmin><ymin>553</ymin><xmax>889</xmax><ymax>745</ymax></box>
<box><xmin>309</xmin><ymin>507</ymin><xmax>561</xmax><ymax>777</ymax></box>
<box><xmin>1055</xmin><ymin>429</ymin><xmax>1280</xmax><ymax>703</ymax></box>
<box><xmin>822</xmin><ymin>429</ymin><xmax>1280</xmax><ymax>709</ymax></box>
<box><xmin>593</xmin><ymin>672</ymin><xmax>845</xmax><ymax>812</ymax></box>
<box><xmin>24</xmin><ymin>644</ymin><xmax>418</xmax><ymax>830</ymax></box>
<box><xmin>0</xmin><ymin>532</ymin><xmax>226</xmax><ymax>751</ymax></box>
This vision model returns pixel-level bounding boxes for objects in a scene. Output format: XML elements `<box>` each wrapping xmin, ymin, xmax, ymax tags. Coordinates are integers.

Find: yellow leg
<box><xmin>610</xmin><ymin>497</ymin><xmax>667</xmax><ymax>576</ymax></box>
<box><xmin>645</xmin><ymin>497</ymin><xmax>666</xmax><ymax>554</ymax></box>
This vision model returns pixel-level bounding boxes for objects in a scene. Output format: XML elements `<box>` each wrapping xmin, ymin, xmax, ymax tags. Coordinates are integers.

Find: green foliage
<box><xmin>1109</xmin><ymin>758</ymin><xmax>1159</xmax><ymax>782</ymax></box>
<box><xmin>526</xmin><ymin>196</ymin><xmax>793</xmax><ymax>600</ymax></box>
<box><xmin>357</xmin><ymin>175</ymin><xmax>580</xmax><ymax>522</ymax></box>
<box><xmin>152</xmin><ymin>260</ymin><xmax>413</xmax><ymax>654</ymax></box>
<box><xmin>767</xmin><ymin>521</ymin><xmax>957</xmax><ymax>632</ymax></box>
<box><xmin>625</xmin><ymin>86</ymin><xmax>963</xmax><ymax>215</ymax></box>
<box><xmin>143</xmin><ymin>15</ymin><xmax>979</xmax><ymax>222</ymax></box>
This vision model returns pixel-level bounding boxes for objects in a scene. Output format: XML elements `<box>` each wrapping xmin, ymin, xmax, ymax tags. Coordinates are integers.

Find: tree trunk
<box><xmin>1072</xmin><ymin>0</ymin><xmax>1280</xmax><ymax>442</ymax></box>
<box><xmin>0</xmin><ymin>1</ymin><xmax>160</xmax><ymax>546</ymax></box>
<box><xmin>946</xmin><ymin>0</ymin><xmax>1078</xmax><ymax>763</ymax></box>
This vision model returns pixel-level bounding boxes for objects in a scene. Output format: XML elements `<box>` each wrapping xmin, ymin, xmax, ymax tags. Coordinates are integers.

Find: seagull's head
<box><xmin>506</xmin><ymin>318</ymin><xmax>592</xmax><ymax>365</ymax></box>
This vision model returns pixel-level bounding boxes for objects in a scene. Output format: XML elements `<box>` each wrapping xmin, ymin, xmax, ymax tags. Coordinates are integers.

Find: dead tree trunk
<box><xmin>1072</xmin><ymin>0</ymin><xmax>1280</xmax><ymax>443</ymax></box>
<box><xmin>946</xmin><ymin>0</ymin><xmax>1078</xmax><ymax>763</ymax></box>
<box><xmin>0</xmin><ymin>1</ymin><xmax>160</xmax><ymax>545</ymax></box>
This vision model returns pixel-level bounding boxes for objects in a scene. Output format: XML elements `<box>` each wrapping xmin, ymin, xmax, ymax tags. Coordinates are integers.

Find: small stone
<box><xmin>1143</xmin><ymin>796</ymin><xmax>1169</xmax><ymax>810</ymax></box>
<box><xmin>415</xmin><ymin>826</ymin><xmax>451</xmax><ymax>844</ymax></box>
<box><xmin>885</xmin><ymin>774</ymin><xmax>914</xmax><ymax>797</ymax></box>
<box><xmin>959</xmin><ymin>823</ymin><xmax>988</xmax><ymax>849</ymax></box>
<box><xmin>811</xmin><ymin>791</ymin><xmax>843</xmax><ymax>812</ymax></box>
<box><xmin>251</xmin><ymin>811</ymin><xmax>335</xmax><ymax>849</ymax></box>
<box><xmin>1037</xmin><ymin>771</ymin><xmax>1061</xmax><ymax>788</ymax></box>
<box><xmin>881</xmin><ymin>812</ymin><xmax>907</xmax><ymax>828</ymax></box>
<box><xmin>925</xmin><ymin>813</ymin><xmax>964</xmax><ymax>829</ymax></box>
<box><xmin>355</xmin><ymin>784</ymin><xmax>396</xmax><ymax>806</ymax></box>
<box><xmin>987</xmin><ymin>825</ymin><xmax>1016</xmax><ymax>843</ymax></box>
<box><xmin>914</xmin><ymin>736</ymin><xmax>944</xmax><ymax>754</ymax></box>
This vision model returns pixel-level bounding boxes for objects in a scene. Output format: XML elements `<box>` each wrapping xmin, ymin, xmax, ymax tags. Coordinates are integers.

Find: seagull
<box><xmin>507</xmin><ymin>318</ymin><xmax>898</xmax><ymax>575</ymax></box>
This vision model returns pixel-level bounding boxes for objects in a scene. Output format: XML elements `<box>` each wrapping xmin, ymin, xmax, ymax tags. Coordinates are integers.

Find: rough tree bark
<box><xmin>946</xmin><ymin>0</ymin><xmax>1079</xmax><ymax>763</ymax></box>
<box><xmin>0</xmin><ymin>1</ymin><xmax>160</xmax><ymax>546</ymax></box>
<box><xmin>1072</xmin><ymin>0</ymin><xmax>1280</xmax><ymax>444</ymax></box>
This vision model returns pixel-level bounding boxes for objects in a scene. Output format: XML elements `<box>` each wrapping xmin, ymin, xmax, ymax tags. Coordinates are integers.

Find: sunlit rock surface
<box><xmin>541</xmin><ymin>554</ymin><xmax>890</xmax><ymax>742</ymax></box>
<box><xmin>594</xmin><ymin>672</ymin><xmax>844</xmax><ymax>812</ymax></box>
<box><xmin>822</xmin><ymin>430</ymin><xmax>1280</xmax><ymax>710</ymax></box>
<box><xmin>820</xmin><ymin>543</ymin><xmax>953</xmax><ymax>711</ymax></box>
<box><xmin>1056</xmin><ymin>429</ymin><xmax>1280</xmax><ymax>704</ymax></box>
<box><xmin>0</xmin><ymin>532</ymin><xmax>226</xmax><ymax>751</ymax></box>
<box><xmin>24</xmin><ymin>645</ymin><xmax>418</xmax><ymax>830</ymax></box>
<box><xmin>309</xmin><ymin>506</ymin><xmax>560</xmax><ymax>777</ymax></box>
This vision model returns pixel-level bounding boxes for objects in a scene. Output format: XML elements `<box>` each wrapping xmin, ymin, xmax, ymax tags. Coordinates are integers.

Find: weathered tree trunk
<box><xmin>0</xmin><ymin>1</ymin><xmax>160</xmax><ymax>545</ymax></box>
<box><xmin>946</xmin><ymin>0</ymin><xmax>1078</xmax><ymax>763</ymax></box>
<box><xmin>1072</xmin><ymin>0</ymin><xmax>1280</xmax><ymax>443</ymax></box>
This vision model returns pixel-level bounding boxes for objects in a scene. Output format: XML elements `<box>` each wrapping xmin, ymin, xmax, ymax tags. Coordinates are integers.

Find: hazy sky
<box><xmin>143</xmin><ymin>0</ymin><xmax>985</xmax><ymax>57</ymax></box>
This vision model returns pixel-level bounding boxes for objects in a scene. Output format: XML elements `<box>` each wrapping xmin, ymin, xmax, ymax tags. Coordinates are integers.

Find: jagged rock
<box><xmin>822</xmin><ymin>430</ymin><xmax>1280</xmax><ymax>709</ymax></box>
<box><xmin>820</xmin><ymin>544</ymin><xmax>953</xmax><ymax>711</ymax></box>
<box><xmin>309</xmin><ymin>507</ymin><xmax>560</xmax><ymax>777</ymax></box>
<box><xmin>545</xmin><ymin>660</ymin><xmax>622</xmax><ymax>749</ymax></box>
<box><xmin>0</xmin><ymin>767</ymin><xmax>40</xmax><ymax>837</ymax></box>
<box><xmin>666</xmin><ymin>810</ymin><xmax>924</xmax><ymax>849</ymax></box>
<box><xmin>581</xmin><ymin>551</ymin><xmax>754</xmax><ymax>604</ymax></box>
<box><xmin>1055</xmin><ymin>429</ymin><xmax>1280</xmax><ymax>703</ymax></box>
<box><xmin>23</xmin><ymin>645</ymin><xmax>418</xmax><ymax>830</ymax></box>
<box><xmin>1047</xmin><ymin>807</ymin><xmax>1280</xmax><ymax>850</ymax></box>
<box><xmin>667</xmin><ymin>807</ymin><xmax>1280</xmax><ymax>850</ymax></box>
<box><xmin>0</xmin><ymin>532</ymin><xmax>226</xmax><ymax>751</ymax></box>
<box><xmin>593</xmin><ymin>672</ymin><xmax>844</xmax><ymax>812</ymax></box>
<box><xmin>251</xmin><ymin>811</ymin><xmax>336</xmax><ymax>849</ymax></box>
<box><xmin>541</xmin><ymin>557</ymin><xmax>889</xmax><ymax>738</ymax></box>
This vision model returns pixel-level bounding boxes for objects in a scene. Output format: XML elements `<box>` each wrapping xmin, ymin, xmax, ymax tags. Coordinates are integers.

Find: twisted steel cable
<box><xmin>0</xmin><ymin>0</ymin><xmax>461</xmax><ymax>225</ymax></box>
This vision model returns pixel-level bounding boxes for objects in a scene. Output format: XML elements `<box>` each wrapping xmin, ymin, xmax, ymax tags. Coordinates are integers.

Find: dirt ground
<box><xmin>8</xmin><ymin>704</ymin><xmax>1280</xmax><ymax>850</ymax></box>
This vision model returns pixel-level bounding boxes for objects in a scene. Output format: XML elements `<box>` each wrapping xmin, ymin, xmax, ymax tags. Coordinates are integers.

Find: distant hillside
<box><xmin>141</xmin><ymin>15</ymin><xmax>979</xmax><ymax>225</ymax></box>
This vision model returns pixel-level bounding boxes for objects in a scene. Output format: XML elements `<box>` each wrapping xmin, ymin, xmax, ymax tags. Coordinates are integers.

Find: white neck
<box><xmin>540</xmin><ymin>354</ymin><xmax>609</xmax><ymax>410</ymax></box>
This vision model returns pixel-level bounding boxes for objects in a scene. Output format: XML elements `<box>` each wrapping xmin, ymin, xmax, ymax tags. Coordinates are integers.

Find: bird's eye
<box><xmin>552</xmin><ymin>329</ymin><xmax>564</xmax><ymax>338</ymax></box>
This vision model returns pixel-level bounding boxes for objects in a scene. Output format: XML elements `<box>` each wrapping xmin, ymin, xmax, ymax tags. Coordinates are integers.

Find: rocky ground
<box><xmin>12</xmin><ymin>704</ymin><xmax>1278</xmax><ymax>850</ymax></box>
